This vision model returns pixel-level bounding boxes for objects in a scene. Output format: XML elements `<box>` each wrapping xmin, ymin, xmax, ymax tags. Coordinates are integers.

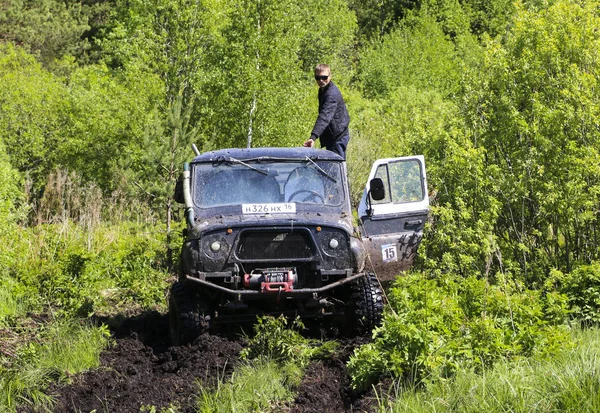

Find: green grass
<box><xmin>0</xmin><ymin>287</ymin><xmax>26</xmax><ymax>321</ymax></box>
<box><xmin>197</xmin><ymin>316</ymin><xmax>336</xmax><ymax>413</ymax></box>
<box><xmin>36</xmin><ymin>320</ymin><xmax>111</xmax><ymax>375</ymax></box>
<box><xmin>379</xmin><ymin>327</ymin><xmax>600</xmax><ymax>413</ymax></box>
<box><xmin>0</xmin><ymin>220</ymin><xmax>170</xmax><ymax>411</ymax></box>
<box><xmin>0</xmin><ymin>318</ymin><xmax>111</xmax><ymax>412</ymax></box>
<box><xmin>196</xmin><ymin>358</ymin><xmax>302</xmax><ymax>413</ymax></box>
<box><xmin>0</xmin><ymin>221</ymin><xmax>171</xmax><ymax>318</ymax></box>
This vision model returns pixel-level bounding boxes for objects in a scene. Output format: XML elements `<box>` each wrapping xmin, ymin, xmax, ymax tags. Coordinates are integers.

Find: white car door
<box><xmin>357</xmin><ymin>156</ymin><xmax>429</xmax><ymax>282</ymax></box>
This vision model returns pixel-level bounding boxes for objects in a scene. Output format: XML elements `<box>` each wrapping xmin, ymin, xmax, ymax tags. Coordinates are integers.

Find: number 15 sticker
<box><xmin>381</xmin><ymin>244</ymin><xmax>398</xmax><ymax>263</ymax></box>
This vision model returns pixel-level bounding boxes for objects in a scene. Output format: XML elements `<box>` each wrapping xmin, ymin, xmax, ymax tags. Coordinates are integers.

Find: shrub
<box><xmin>549</xmin><ymin>263</ymin><xmax>600</xmax><ymax>325</ymax></box>
<box><xmin>347</xmin><ymin>272</ymin><xmax>572</xmax><ymax>390</ymax></box>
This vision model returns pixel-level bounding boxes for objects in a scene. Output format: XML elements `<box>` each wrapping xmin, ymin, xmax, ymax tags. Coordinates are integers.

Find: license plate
<box><xmin>242</xmin><ymin>203</ymin><xmax>296</xmax><ymax>214</ymax></box>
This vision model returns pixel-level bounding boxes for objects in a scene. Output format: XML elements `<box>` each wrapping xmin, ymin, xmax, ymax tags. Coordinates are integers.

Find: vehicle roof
<box><xmin>191</xmin><ymin>147</ymin><xmax>344</xmax><ymax>163</ymax></box>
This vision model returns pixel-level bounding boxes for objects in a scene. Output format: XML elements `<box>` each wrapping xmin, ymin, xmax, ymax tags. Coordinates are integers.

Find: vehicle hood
<box><xmin>189</xmin><ymin>211</ymin><xmax>354</xmax><ymax>238</ymax></box>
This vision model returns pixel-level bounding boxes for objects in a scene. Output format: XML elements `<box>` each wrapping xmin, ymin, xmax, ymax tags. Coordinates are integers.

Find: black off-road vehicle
<box><xmin>170</xmin><ymin>147</ymin><xmax>429</xmax><ymax>344</ymax></box>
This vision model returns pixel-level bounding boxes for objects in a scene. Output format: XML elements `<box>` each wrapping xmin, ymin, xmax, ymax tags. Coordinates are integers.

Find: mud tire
<box><xmin>349</xmin><ymin>272</ymin><xmax>384</xmax><ymax>335</ymax></box>
<box><xmin>169</xmin><ymin>282</ymin><xmax>210</xmax><ymax>345</ymax></box>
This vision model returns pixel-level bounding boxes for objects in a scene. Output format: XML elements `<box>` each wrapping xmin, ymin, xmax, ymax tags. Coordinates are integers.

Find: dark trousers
<box><xmin>322</xmin><ymin>134</ymin><xmax>350</xmax><ymax>160</ymax></box>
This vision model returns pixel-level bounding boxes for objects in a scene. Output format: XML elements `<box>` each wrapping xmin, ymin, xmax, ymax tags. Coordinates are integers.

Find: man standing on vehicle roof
<box><xmin>303</xmin><ymin>64</ymin><xmax>350</xmax><ymax>160</ymax></box>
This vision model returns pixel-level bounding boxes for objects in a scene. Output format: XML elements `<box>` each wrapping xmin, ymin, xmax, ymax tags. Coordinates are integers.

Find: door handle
<box><xmin>405</xmin><ymin>220</ymin><xmax>423</xmax><ymax>228</ymax></box>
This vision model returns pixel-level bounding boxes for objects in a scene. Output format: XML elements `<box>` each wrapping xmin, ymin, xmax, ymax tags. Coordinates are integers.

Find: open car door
<box><xmin>357</xmin><ymin>156</ymin><xmax>429</xmax><ymax>282</ymax></box>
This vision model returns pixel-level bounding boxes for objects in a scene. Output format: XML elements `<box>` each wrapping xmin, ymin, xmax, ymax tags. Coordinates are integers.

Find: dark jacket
<box><xmin>310</xmin><ymin>81</ymin><xmax>350</xmax><ymax>145</ymax></box>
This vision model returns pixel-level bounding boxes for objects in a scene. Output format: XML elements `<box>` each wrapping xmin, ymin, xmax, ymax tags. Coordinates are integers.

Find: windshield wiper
<box><xmin>226</xmin><ymin>157</ymin><xmax>268</xmax><ymax>175</ymax></box>
<box><xmin>305</xmin><ymin>156</ymin><xmax>337</xmax><ymax>182</ymax></box>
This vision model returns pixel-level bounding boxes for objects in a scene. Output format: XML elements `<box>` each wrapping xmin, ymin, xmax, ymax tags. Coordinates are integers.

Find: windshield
<box><xmin>192</xmin><ymin>160</ymin><xmax>345</xmax><ymax>208</ymax></box>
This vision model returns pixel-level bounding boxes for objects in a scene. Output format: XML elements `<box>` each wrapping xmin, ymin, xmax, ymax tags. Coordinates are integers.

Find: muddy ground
<box><xmin>46</xmin><ymin>312</ymin><xmax>380</xmax><ymax>413</ymax></box>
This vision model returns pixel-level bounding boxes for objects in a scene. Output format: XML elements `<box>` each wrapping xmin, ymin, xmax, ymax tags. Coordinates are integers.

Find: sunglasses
<box><xmin>315</xmin><ymin>75</ymin><xmax>329</xmax><ymax>81</ymax></box>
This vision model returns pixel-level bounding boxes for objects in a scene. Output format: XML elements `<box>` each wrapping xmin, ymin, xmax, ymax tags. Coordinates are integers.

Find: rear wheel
<box><xmin>168</xmin><ymin>282</ymin><xmax>210</xmax><ymax>345</ymax></box>
<box><xmin>348</xmin><ymin>272</ymin><xmax>384</xmax><ymax>335</ymax></box>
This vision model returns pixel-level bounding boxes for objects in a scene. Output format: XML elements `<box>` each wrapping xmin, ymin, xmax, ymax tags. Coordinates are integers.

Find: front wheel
<box><xmin>348</xmin><ymin>272</ymin><xmax>384</xmax><ymax>335</ymax></box>
<box><xmin>168</xmin><ymin>282</ymin><xmax>210</xmax><ymax>345</ymax></box>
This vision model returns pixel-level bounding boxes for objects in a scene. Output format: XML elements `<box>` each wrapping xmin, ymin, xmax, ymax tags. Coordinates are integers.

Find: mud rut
<box><xmin>44</xmin><ymin>312</ymin><xmax>379</xmax><ymax>413</ymax></box>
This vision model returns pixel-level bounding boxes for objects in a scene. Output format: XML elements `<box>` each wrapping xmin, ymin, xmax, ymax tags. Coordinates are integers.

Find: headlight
<box><xmin>211</xmin><ymin>241</ymin><xmax>221</xmax><ymax>252</ymax></box>
<box><xmin>317</xmin><ymin>228</ymin><xmax>350</xmax><ymax>260</ymax></box>
<box><xmin>201</xmin><ymin>234</ymin><xmax>231</xmax><ymax>271</ymax></box>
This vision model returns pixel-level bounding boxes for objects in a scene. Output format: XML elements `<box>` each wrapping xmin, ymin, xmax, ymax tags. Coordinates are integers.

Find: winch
<box><xmin>243</xmin><ymin>268</ymin><xmax>297</xmax><ymax>292</ymax></box>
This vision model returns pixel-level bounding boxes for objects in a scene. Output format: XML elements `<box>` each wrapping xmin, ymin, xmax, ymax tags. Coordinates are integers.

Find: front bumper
<box><xmin>185</xmin><ymin>271</ymin><xmax>364</xmax><ymax>297</ymax></box>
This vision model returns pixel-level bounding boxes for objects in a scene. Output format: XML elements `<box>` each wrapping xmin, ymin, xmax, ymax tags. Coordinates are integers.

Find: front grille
<box><xmin>236</xmin><ymin>231</ymin><xmax>313</xmax><ymax>260</ymax></box>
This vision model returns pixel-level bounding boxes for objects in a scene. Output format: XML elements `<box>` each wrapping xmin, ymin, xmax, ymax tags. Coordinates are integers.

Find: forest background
<box><xmin>1</xmin><ymin>0</ymin><xmax>600</xmax><ymax>411</ymax></box>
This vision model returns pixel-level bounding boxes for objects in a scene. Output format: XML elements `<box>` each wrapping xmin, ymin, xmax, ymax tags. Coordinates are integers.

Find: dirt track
<box><xmin>46</xmin><ymin>312</ymin><xmax>377</xmax><ymax>413</ymax></box>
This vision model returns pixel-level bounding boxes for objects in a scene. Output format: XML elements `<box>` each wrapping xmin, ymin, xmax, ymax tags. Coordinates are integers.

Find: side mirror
<box><xmin>174</xmin><ymin>176</ymin><xmax>184</xmax><ymax>204</ymax></box>
<box><xmin>369</xmin><ymin>178</ymin><xmax>385</xmax><ymax>201</ymax></box>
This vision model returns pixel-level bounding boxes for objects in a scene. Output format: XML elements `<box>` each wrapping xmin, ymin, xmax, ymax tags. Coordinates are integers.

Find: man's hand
<box><xmin>303</xmin><ymin>138</ymin><xmax>315</xmax><ymax>148</ymax></box>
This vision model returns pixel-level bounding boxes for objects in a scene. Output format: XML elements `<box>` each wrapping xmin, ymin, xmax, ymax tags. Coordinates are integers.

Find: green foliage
<box><xmin>0</xmin><ymin>43</ymin><xmax>164</xmax><ymax>205</ymax></box>
<box><xmin>203</xmin><ymin>316</ymin><xmax>337</xmax><ymax>412</ymax></box>
<box><xmin>104</xmin><ymin>0</ymin><xmax>357</xmax><ymax>150</ymax></box>
<box><xmin>347</xmin><ymin>87</ymin><xmax>465</xmax><ymax>196</ymax></box>
<box><xmin>462</xmin><ymin>0</ymin><xmax>515</xmax><ymax>37</ymax></box>
<box><xmin>349</xmin><ymin>0</ymin><xmax>514</xmax><ymax>41</ymax></box>
<box><xmin>351</xmin><ymin>0</ymin><xmax>600</xmax><ymax>286</ymax></box>
<box><xmin>0</xmin><ymin>222</ymin><xmax>170</xmax><ymax>317</ymax></box>
<box><xmin>382</xmin><ymin>327</ymin><xmax>600</xmax><ymax>412</ymax></box>
<box><xmin>0</xmin><ymin>0</ymin><xmax>93</xmax><ymax>70</ymax></box>
<box><xmin>463</xmin><ymin>0</ymin><xmax>600</xmax><ymax>281</ymax></box>
<box><xmin>2</xmin><ymin>1</ymin><xmax>600</xmax><ymax>409</ymax></box>
<box><xmin>241</xmin><ymin>316</ymin><xmax>337</xmax><ymax>367</ymax></box>
<box><xmin>0</xmin><ymin>283</ymin><xmax>26</xmax><ymax>322</ymax></box>
<box><xmin>102</xmin><ymin>0</ymin><xmax>223</xmax><ymax>99</ymax></box>
<box><xmin>141</xmin><ymin>405</ymin><xmax>180</xmax><ymax>413</ymax></box>
<box><xmin>191</xmin><ymin>0</ymin><xmax>356</xmax><ymax>149</ymax></box>
<box><xmin>549</xmin><ymin>263</ymin><xmax>600</xmax><ymax>325</ymax></box>
<box><xmin>352</xmin><ymin>0</ymin><xmax>600</xmax><ymax>291</ymax></box>
<box><xmin>0</xmin><ymin>43</ymin><xmax>69</xmax><ymax>185</ymax></box>
<box><xmin>36</xmin><ymin>319</ymin><xmax>111</xmax><ymax>376</ymax></box>
<box><xmin>197</xmin><ymin>359</ymin><xmax>300</xmax><ymax>413</ymax></box>
<box><xmin>61</xmin><ymin>64</ymin><xmax>164</xmax><ymax>195</ymax></box>
<box><xmin>100</xmin><ymin>0</ymin><xmax>214</xmax><ymax>186</ymax></box>
<box><xmin>349</xmin><ymin>0</ymin><xmax>417</xmax><ymax>41</ymax></box>
<box><xmin>0</xmin><ymin>140</ymin><xmax>26</xmax><ymax>226</ymax></box>
<box><xmin>347</xmin><ymin>272</ymin><xmax>572</xmax><ymax>390</ymax></box>
<box><xmin>346</xmin><ymin>88</ymin><xmax>497</xmax><ymax>282</ymax></box>
<box><xmin>0</xmin><ymin>318</ymin><xmax>111</xmax><ymax>412</ymax></box>
<box><xmin>357</xmin><ymin>15</ymin><xmax>464</xmax><ymax>98</ymax></box>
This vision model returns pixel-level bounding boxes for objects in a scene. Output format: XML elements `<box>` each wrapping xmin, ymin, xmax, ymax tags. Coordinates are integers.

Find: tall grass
<box><xmin>36</xmin><ymin>320</ymin><xmax>111</xmax><ymax>374</ymax></box>
<box><xmin>0</xmin><ymin>286</ymin><xmax>25</xmax><ymax>321</ymax></box>
<box><xmin>0</xmin><ymin>221</ymin><xmax>171</xmax><ymax>317</ymax></box>
<box><xmin>0</xmin><ymin>319</ymin><xmax>110</xmax><ymax>412</ymax></box>
<box><xmin>0</xmin><ymin>198</ymin><xmax>171</xmax><ymax>410</ymax></box>
<box><xmin>380</xmin><ymin>327</ymin><xmax>600</xmax><ymax>412</ymax></box>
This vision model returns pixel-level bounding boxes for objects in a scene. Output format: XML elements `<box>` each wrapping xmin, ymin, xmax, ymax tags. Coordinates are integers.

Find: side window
<box><xmin>389</xmin><ymin>160</ymin><xmax>424</xmax><ymax>202</ymax></box>
<box><xmin>372</xmin><ymin>160</ymin><xmax>423</xmax><ymax>205</ymax></box>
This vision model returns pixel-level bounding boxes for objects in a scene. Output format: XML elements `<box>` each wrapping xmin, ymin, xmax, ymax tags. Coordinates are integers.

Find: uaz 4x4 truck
<box><xmin>170</xmin><ymin>147</ymin><xmax>428</xmax><ymax>344</ymax></box>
